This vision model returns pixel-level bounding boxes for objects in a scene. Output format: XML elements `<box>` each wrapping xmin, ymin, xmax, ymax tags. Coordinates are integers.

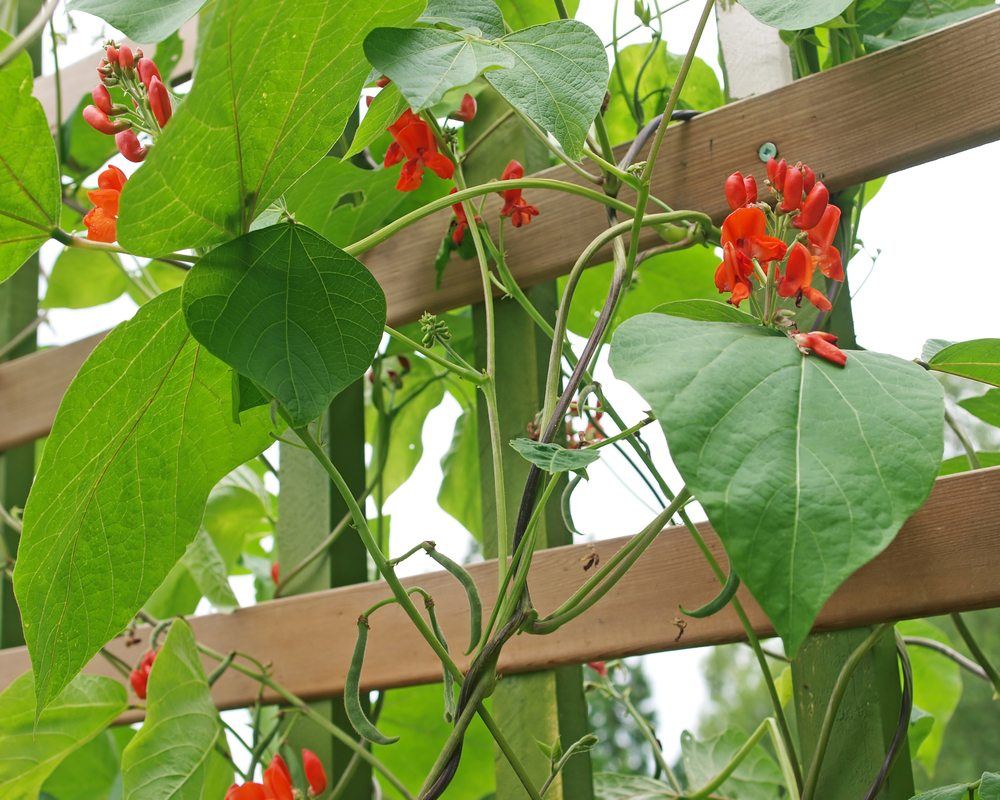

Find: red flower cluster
<box><xmin>226</xmin><ymin>751</ymin><xmax>327</xmax><ymax>800</ymax></box>
<box><xmin>84</xmin><ymin>165</ymin><xmax>127</xmax><ymax>243</ymax></box>
<box><xmin>129</xmin><ymin>648</ymin><xmax>157</xmax><ymax>699</ymax></box>
<box><xmin>84</xmin><ymin>42</ymin><xmax>171</xmax><ymax>163</ymax></box>
<box><xmin>384</xmin><ymin>110</ymin><xmax>455</xmax><ymax>191</ymax></box>
<box><xmin>499</xmin><ymin>160</ymin><xmax>539</xmax><ymax>228</ymax></box>
<box><xmin>715</xmin><ymin>206</ymin><xmax>787</xmax><ymax>307</ymax></box>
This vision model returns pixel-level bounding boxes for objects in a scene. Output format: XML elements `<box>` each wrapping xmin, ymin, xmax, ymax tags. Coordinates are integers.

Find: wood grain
<box><xmin>0</xmin><ymin>466</ymin><xmax>996</xmax><ymax>715</ymax></box>
<box><xmin>5</xmin><ymin>10</ymin><xmax>1000</xmax><ymax>452</ymax></box>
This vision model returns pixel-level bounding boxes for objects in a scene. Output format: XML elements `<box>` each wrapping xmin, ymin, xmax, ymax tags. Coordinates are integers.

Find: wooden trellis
<box><xmin>0</xmin><ymin>8</ymin><xmax>999</xmax><ymax>796</ymax></box>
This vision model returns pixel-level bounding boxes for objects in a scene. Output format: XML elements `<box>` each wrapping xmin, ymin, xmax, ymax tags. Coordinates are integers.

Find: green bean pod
<box><xmin>680</xmin><ymin>568</ymin><xmax>741</xmax><ymax>618</ymax></box>
<box><xmin>560</xmin><ymin>473</ymin><xmax>586</xmax><ymax>536</ymax></box>
<box><xmin>426</xmin><ymin>548</ymin><xmax>482</xmax><ymax>654</ymax></box>
<box><xmin>425</xmin><ymin>600</ymin><xmax>457</xmax><ymax>723</ymax></box>
<box><xmin>345</xmin><ymin>616</ymin><xmax>399</xmax><ymax>745</ymax></box>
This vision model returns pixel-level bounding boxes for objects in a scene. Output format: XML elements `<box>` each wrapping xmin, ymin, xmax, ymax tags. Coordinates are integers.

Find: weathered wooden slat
<box><xmin>4</xmin><ymin>10</ymin><xmax>999</xmax><ymax>452</ymax></box>
<box><xmin>0</xmin><ymin>466</ymin><xmax>996</xmax><ymax>715</ymax></box>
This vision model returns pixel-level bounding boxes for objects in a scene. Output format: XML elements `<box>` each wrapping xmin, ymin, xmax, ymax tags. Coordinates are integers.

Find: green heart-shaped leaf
<box><xmin>117</xmin><ymin>0</ymin><xmax>425</xmax><ymax>255</ymax></box>
<box><xmin>182</xmin><ymin>224</ymin><xmax>386</xmax><ymax>427</ymax></box>
<box><xmin>14</xmin><ymin>290</ymin><xmax>273</xmax><ymax>712</ymax></box>
<box><xmin>738</xmin><ymin>0</ymin><xmax>854</xmax><ymax>30</ymax></box>
<box><xmin>610</xmin><ymin>314</ymin><xmax>944</xmax><ymax>654</ymax></box>
<box><xmin>0</xmin><ymin>31</ymin><xmax>60</xmax><ymax>285</ymax></box>
<box><xmin>419</xmin><ymin>0</ymin><xmax>507</xmax><ymax>38</ymax></box>
<box><xmin>0</xmin><ymin>672</ymin><xmax>127</xmax><ymax>798</ymax></box>
<box><xmin>122</xmin><ymin>619</ymin><xmax>232</xmax><ymax>799</ymax></box>
<box><xmin>510</xmin><ymin>438</ymin><xmax>600</xmax><ymax>472</ymax></box>
<box><xmin>66</xmin><ymin>0</ymin><xmax>206</xmax><ymax>42</ymax></box>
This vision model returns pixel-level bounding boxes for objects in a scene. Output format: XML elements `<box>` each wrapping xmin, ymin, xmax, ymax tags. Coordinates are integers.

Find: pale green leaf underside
<box><xmin>117</xmin><ymin>0</ymin><xmax>425</xmax><ymax>255</ymax></box>
<box><xmin>681</xmin><ymin>728</ymin><xmax>784</xmax><ymax>799</ymax></box>
<box><xmin>66</xmin><ymin>0</ymin><xmax>205</xmax><ymax>42</ymax></box>
<box><xmin>593</xmin><ymin>772</ymin><xmax>675</xmax><ymax>799</ymax></box>
<box><xmin>928</xmin><ymin>338</ymin><xmax>1000</xmax><ymax>387</ymax></box>
<box><xmin>0</xmin><ymin>672</ymin><xmax>127</xmax><ymax>800</ymax></box>
<box><xmin>0</xmin><ymin>31</ymin><xmax>60</xmax><ymax>285</ymax></box>
<box><xmin>14</xmin><ymin>290</ymin><xmax>273</xmax><ymax>712</ymax></box>
<box><xmin>656</xmin><ymin>298</ymin><xmax>759</xmax><ymax>325</ymax></box>
<box><xmin>122</xmin><ymin>620</ymin><xmax>228</xmax><ymax>799</ymax></box>
<box><xmin>182</xmin><ymin>223</ymin><xmax>386</xmax><ymax>428</ymax></box>
<box><xmin>180</xmin><ymin>528</ymin><xmax>239</xmax><ymax>611</ymax></box>
<box><xmin>419</xmin><ymin>0</ymin><xmax>507</xmax><ymax>38</ymax></box>
<box><xmin>610</xmin><ymin>314</ymin><xmax>943</xmax><ymax>654</ymax></box>
<box><xmin>343</xmin><ymin>82</ymin><xmax>408</xmax><ymax>160</ymax></box>
<box><xmin>738</xmin><ymin>0</ymin><xmax>854</xmax><ymax>30</ymax></box>
<box><xmin>510</xmin><ymin>438</ymin><xmax>600</xmax><ymax>472</ymax></box>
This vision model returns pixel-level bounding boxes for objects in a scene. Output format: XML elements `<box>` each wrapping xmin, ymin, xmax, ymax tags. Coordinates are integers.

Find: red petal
<box><xmin>302</xmin><ymin>749</ymin><xmax>328</xmax><ymax>795</ymax></box>
<box><xmin>778</xmin><ymin>241</ymin><xmax>811</xmax><ymax>298</ymax></box>
<box><xmin>802</xmin><ymin>285</ymin><xmax>833</xmax><ymax>312</ymax></box>
<box><xmin>725</xmin><ymin>172</ymin><xmax>746</xmax><ymax>211</ymax></box>
<box><xmin>98</xmin><ymin>165</ymin><xmax>127</xmax><ymax>192</ymax></box>
<box><xmin>396</xmin><ymin>159</ymin><xmax>423</xmax><ymax>191</ymax></box>
<box><xmin>424</xmin><ymin>151</ymin><xmax>454</xmax><ymax>180</ymax></box>
<box><xmin>87</xmin><ymin>188</ymin><xmax>120</xmax><ymax>216</ymax></box>
<box><xmin>84</xmin><ymin>207</ymin><xmax>117</xmax><ymax>243</ymax></box>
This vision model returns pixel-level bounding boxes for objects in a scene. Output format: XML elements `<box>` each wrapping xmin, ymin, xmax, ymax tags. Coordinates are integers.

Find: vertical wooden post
<box><xmin>467</xmin><ymin>89</ymin><xmax>593</xmax><ymax>800</ymax></box>
<box><xmin>716</xmin><ymin>11</ymin><xmax>915</xmax><ymax>797</ymax></box>
<box><xmin>0</xmin><ymin>0</ymin><xmax>43</xmax><ymax>651</ymax></box>
<box><xmin>278</xmin><ymin>383</ymin><xmax>371</xmax><ymax>797</ymax></box>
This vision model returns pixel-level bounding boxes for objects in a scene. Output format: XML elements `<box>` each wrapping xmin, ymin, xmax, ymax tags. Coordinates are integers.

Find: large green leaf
<box><xmin>0</xmin><ymin>672</ymin><xmax>127</xmax><ymax>799</ymax></box>
<box><xmin>374</xmin><ymin>684</ymin><xmax>495</xmax><ymax>799</ymax></box>
<box><xmin>0</xmin><ymin>31</ymin><xmax>60</xmax><ymax>285</ymax></box>
<box><xmin>738</xmin><ymin>0</ymin><xmax>854</xmax><ymax>29</ymax></box>
<box><xmin>14</xmin><ymin>290</ymin><xmax>273</xmax><ymax>712</ymax></box>
<box><xmin>366</xmin><ymin>18</ymin><xmax>607</xmax><ymax>159</ymax></box>
<box><xmin>681</xmin><ymin>728</ymin><xmax>785</xmax><ymax>799</ymax></box>
<box><xmin>610</xmin><ymin>314</ymin><xmax>944</xmax><ymax>653</ymax></box>
<box><xmin>41</xmin><ymin>248</ymin><xmax>128</xmax><ymax>309</ymax></box>
<box><xmin>982</xmin><ymin>773</ymin><xmax>1000</xmax><ymax>800</ymax></box>
<box><xmin>66</xmin><ymin>0</ymin><xmax>205</xmax><ymax>42</ymax></box>
<box><xmin>959</xmin><ymin>389</ymin><xmax>1000</xmax><ymax>428</ymax></box>
<box><xmin>182</xmin><ymin>223</ymin><xmax>386</xmax><ymax>427</ymax></box>
<box><xmin>498</xmin><ymin>0</ymin><xmax>579</xmax><ymax>29</ymax></box>
<box><xmin>899</xmin><ymin>619</ymin><xmax>962</xmax><ymax>776</ymax></box>
<box><xmin>593</xmin><ymin>773</ymin><xmax>673</xmax><ymax>799</ymax></box>
<box><xmin>41</xmin><ymin>728</ymin><xmax>133</xmax><ymax>800</ymax></box>
<box><xmin>564</xmin><ymin>245</ymin><xmax>720</xmax><ymax>337</ymax></box>
<box><xmin>117</xmin><ymin>0</ymin><xmax>424</xmax><ymax>255</ymax></box>
<box><xmin>929</xmin><ymin>339</ymin><xmax>1000</xmax><ymax>387</ymax></box>
<box><xmin>122</xmin><ymin>620</ymin><xmax>232</xmax><ymax>798</ymax></box>
<box><xmin>605</xmin><ymin>41</ymin><xmax>723</xmax><ymax>145</ymax></box>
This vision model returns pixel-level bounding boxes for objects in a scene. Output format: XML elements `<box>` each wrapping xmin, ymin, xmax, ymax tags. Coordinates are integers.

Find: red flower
<box><xmin>270</xmin><ymin>562</ymin><xmax>279</xmax><ymax>585</ymax></box>
<box><xmin>766</xmin><ymin>157</ymin><xmax>787</xmax><ymax>191</ymax></box>
<box><xmin>449</xmin><ymin>188</ymin><xmax>471</xmax><ymax>245</ymax></box>
<box><xmin>801</xmin><ymin>164</ymin><xmax>816</xmax><ymax>194</ymax></box>
<box><xmin>499</xmin><ymin>160</ymin><xmax>539</xmax><ymax>228</ymax></box>
<box><xmin>806</xmin><ymin>205</ymin><xmax>844</xmax><ymax>281</ymax></box>
<box><xmin>302</xmin><ymin>749</ymin><xmax>328</xmax><ymax>796</ymax></box>
<box><xmin>714</xmin><ymin>242</ymin><xmax>753</xmax><ymax>307</ymax></box>
<box><xmin>793</xmin><ymin>331</ymin><xmax>847</xmax><ymax>367</ymax></box>
<box><xmin>714</xmin><ymin>207</ymin><xmax>786</xmax><ymax>306</ymax></box>
<box><xmin>226</xmin><ymin>785</ymin><xmax>267</xmax><ymax>800</ymax></box>
<box><xmin>84</xmin><ymin>165</ymin><xmax>127</xmax><ymax>243</ymax></box>
<box><xmin>384</xmin><ymin>110</ymin><xmax>454</xmax><ymax>191</ymax></box>
<box><xmin>129</xmin><ymin>648</ymin><xmax>157</xmax><ymax>699</ymax></box>
<box><xmin>116</xmin><ymin>129</ymin><xmax>148</xmax><ymax>162</ymax></box>
<box><xmin>792</xmin><ymin>181</ymin><xmax>829</xmax><ymax>231</ymax></box>
<box><xmin>586</xmin><ymin>661</ymin><xmax>608</xmax><ymax>677</ymax></box>
<box><xmin>148</xmin><ymin>76</ymin><xmax>172</xmax><ymax>128</ymax></box>
<box><xmin>263</xmin><ymin>755</ymin><xmax>294</xmax><ymax>800</ymax></box>
<box><xmin>83</xmin><ymin>104</ymin><xmax>128</xmax><ymax>135</ymax></box>
<box><xmin>454</xmin><ymin>92</ymin><xmax>477</xmax><ymax>122</ymax></box>
<box><xmin>778</xmin><ymin>241</ymin><xmax>831</xmax><ymax>311</ymax></box>
<box><xmin>779</xmin><ymin>165</ymin><xmax>803</xmax><ymax>212</ymax></box>
<box><xmin>92</xmin><ymin>84</ymin><xmax>113</xmax><ymax>114</ymax></box>
<box><xmin>724</xmin><ymin>171</ymin><xmax>757</xmax><ymax>210</ymax></box>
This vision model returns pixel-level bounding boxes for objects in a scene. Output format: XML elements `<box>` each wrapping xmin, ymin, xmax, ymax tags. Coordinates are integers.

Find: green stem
<box><xmin>687</xmin><ymin>719</ymin><xmax>769</xmax><ymax>798</ymax></box>
<box><xmin>384</xmin><ymin>324</ymin><xmax>485</xmax><ymax>384</ymax></box>
<box><xmin>52</xmin><ymin>229</ymin><xmax>197</xmax><ymax>265</ymax></box>
<box><xmin>0</xmin><ymin>0</ymin><xmax>57</xmax><ymax>68</ymax></box>
<box><xmin>800</xmin><ymin>624</ymin><xmax>892</xmax><ymax>800</ymax></box>
<box><xmin>945</xmin><ymin>409</ymin><xmax>981</xmax><ymax>470</ymax></box>
<box><xmin>344</xmin><ymin>178</ymin><xmax>638</xmax><ymax>257</ymax></box>
<box><xmin>950</xmin><ymin>612</ymin><xmax>1000</xmax><ymax>697</ymax></box>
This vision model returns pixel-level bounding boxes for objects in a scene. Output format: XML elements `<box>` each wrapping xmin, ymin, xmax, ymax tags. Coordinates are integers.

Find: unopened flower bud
<box><xmin>148</xmin><ymin>76</ymin><xmax>172</xmax><ymax>127</ymax></box>
<box><xmin>801</xmin><ymin>164</ymin><xmax>816</xmax><ymax>194</ymax></box>
<box><xmin>116</xmin><ymin>129</ymin><xmax>148</xmax><ymax>162</ymax></box>
<box><xmin>118</xmin><ymin>45</ymin><xmax>134</xmax><ymax>69</ymax></box>
<box><xmin>725</xmin><ymin>171</ymin><xmax>747</xmax><ymax>210</ymax></box>
<box><xmin>92</xmin><ymin>84</ymin><xmax>113</xmax><ymax>114</ymax></box>
<box><xmin>766</xmin><ymin>157</ymin><xmax>787</xmax><ymax>191</ymax></box>
<box><xmin>137</xmin><ymin>57</ymin><xmax>161</xmax><ymax>89</ymax></box>
<box><xmin>779</xmin><ymin>166</ymin><xmax>803</xmax><ymax>212</ymax></box>
<box><xmin>83</xmin><ymin>104</ymin><xmax>118</xmax><ymax>134</ymax></box>
<box><xmin>792</xmin><ymin>181</ymin><xmax>829</xmax><ymax>230</ymax></box>
<box><xmin>105</xmin><ymin>45</ymin><xmax>119</xmax><ymax>65</ymax></box>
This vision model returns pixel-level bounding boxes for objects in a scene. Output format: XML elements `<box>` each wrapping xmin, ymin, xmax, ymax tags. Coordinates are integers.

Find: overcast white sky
<box><xmin>33</xmin><ymin>0</ymin><xmax>999</xmax><ymax>764</ymax></box>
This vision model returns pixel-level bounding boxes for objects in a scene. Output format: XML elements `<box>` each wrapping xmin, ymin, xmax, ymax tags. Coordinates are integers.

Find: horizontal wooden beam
<box><xmin>3</xmin><ymin>10</ymin><xmax>999</xmax><ymax>452</ymax></box>
<box><xmin>0</xmin><ymin>466</ymin><xmax>996</xmax><ymax>716</ymax></box>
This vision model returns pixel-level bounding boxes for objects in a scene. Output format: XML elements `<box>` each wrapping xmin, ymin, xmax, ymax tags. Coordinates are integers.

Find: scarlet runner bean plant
<box><xmin>0</xmin><ymin>1</ymin><xmax>998</xmax><ymax>799</ymax></box>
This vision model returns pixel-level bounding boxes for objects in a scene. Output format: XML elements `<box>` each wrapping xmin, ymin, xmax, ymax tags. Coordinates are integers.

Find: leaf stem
<box><xmin>384</xmin><ymin>324</ymin><xmax>485</xmax><ymax>384</ymax></box>
<box><xmin>950</xmin><ymin>612</ymin><xmax>1000</xmax><ymax>696</ymax></box>
<box><xmin>0</xmin><ymin>0</ymin><xmax>58</xmax><ymax>69</ymax></box>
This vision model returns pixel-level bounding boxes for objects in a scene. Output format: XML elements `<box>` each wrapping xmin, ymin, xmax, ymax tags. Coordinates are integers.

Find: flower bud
<box><xmin>302</xmin><ymin>749</ymin><xmax>328</xmax><ymax>796</ymax></box>
<box><xmin>137</xmin><ymin>57</ymin><xmax>161</xmax><ymax>89</ymax></box>
<box><xmin>92</xmin><ymin>84</ymin><xmax>113</xmax><ymax>114</ymax></box>
<box><xmin>105</xmin><ymin>45</ymin><xmax>119</xmax><ymax>65</ymax></box>
<box><xmin>725</xmin><ymin>171</ymin><xmax>746</xmax><ymax>210</ymax></box>
<box><xmin>792</xmin><ymin>181</ymin><xmax>829</xmax><ymax>230</ymax></box>
<box><xmin>801</xmin><ymin>164</ymin><xmax>816</xmax><ymax>194</ymax></box>
<box><xmin>766</xmin><ymin>157</ymin><xmax>787</xmax><ymax>191</ymax></box>
<box><xmin>744</xmin><ymin>174</ymin><xmax>758</xmax><ymax>205</ymax></box>
<box><xmin>779</xmin><ymin>166</ymin><xmax>803</xmax><ymax>212</ymax></box>
<box><xmin>454</xmin><ymin>92</ymin><xmax>476</xmax><ymax>122</ymax></box>
<box><xmin>98</xmin><ymin>63</ymin><xmax>113</xmax><ymax>78</ymax></box>
<box><xmin>83</xmin><ymin>104</ymin><xmax>118</xmax><ymax>134</ymax></box>
<box><xmin>118</xmin><ymin>45</ymin><xmax>134</xmax><ymax>69</ymax></box>
<box><xmin>116</xmin><ymin>129</ymin><xmax>148</xmax><ymax>162</ymax></box>
<box><xmin>148</xmin><ymin>76</ymin><xmax>172</xmax><ymax>127</ymax></box>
